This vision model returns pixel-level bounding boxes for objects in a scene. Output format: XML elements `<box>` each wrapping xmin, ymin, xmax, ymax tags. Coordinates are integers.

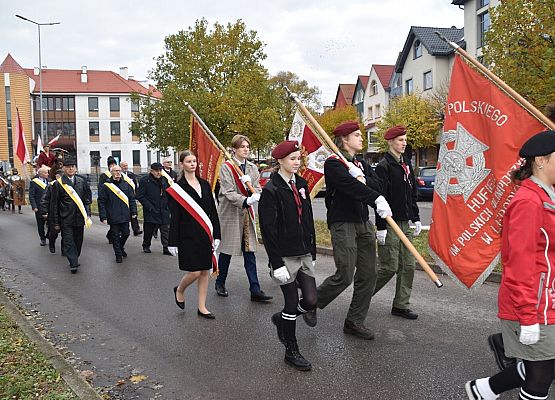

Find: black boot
<box><xmin>271</xmin><ymin>312</ymin><xmax>286</xmax><ymax>344</ymax></box>
<box><xmin>284</xmin><ymin>341</ymin><xmax>311</xmax><ymax>371</ymax></box>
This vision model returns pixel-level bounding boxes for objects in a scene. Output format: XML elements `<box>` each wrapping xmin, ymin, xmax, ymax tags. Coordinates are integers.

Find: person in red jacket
<box><xmin>466</xmin><ymin>130</ymin><xmax>555</xmax><ymax>400</ymax></box>
<box><xmin>37</xmin><ymin>145</ymin><xmax>56</xmax><ymax>168</ymax></box>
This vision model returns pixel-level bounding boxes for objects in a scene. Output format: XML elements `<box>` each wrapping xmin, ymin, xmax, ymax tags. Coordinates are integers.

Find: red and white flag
<box><xmin>36</xmin><ymin>133</ymin><xmax>44</xmax><ymax>155</ymax></box>
<box><xmin>189</xmin><ymin>115</ymin><xmax>223</xmax><ymax>191</ymax></box>
<box><xmin>15</xmin><ymin>108</ymin><xmax>29</xmax><ymax>164</ymax></box>
<box><xmin>48</xmin><ymin>133</ymin><xmax>61</xmax><ymax>146</ymax></box>
<box><xmin>429</xmin><ymin>55</ymin><xmax>547</xmax><ymax>289</ymax></box>
<box><xmin>288</xmin><ymin>109</ymin><xmax>330</xmax><ymax>197</ymax></box>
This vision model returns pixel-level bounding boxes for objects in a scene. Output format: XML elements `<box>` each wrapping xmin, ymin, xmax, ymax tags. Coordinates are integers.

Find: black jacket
<box><xmin>136</xmin><ymin>173</ymin><xmax>170</xmax><ymax>225</ymax></box>
<box><xmin>123</xmin><ymin>171</ymin><xmax>138</xmax><ymax>188</ymax></box>
<box><xmin>164</xmin><ymin>168</ymin><xmax>178</xmax><ymax>182</ymax></box>
<box><xmin>374</xmin><ymin>152</ymin><xmax>419</xmax><ymax>230</ymax></box>
<box><xmin>324</xmin><ymin>154</ymin><xmax>382</xmax><ymax>226</ymax></box>
<box><xmin>98</xmin><ymin>178</ymin><xmax>137</xmax><ymax>225</ymax></box>
<box><xmin>29</xmin><ymin>176</ymin><xmax>48</xmax><ymax>210</ymax></box>
<box><xmin>50</xmin><ymin>175</ymin><xmax>92</xmax><ymax>227</ymax></box>
<box><xmin>259</xmin><ymin>172</ymin><xmax>316</xmax><ymax>269</ymax></box>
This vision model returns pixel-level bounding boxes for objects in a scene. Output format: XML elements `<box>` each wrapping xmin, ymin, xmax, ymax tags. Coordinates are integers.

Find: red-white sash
<box><xmin>166</xmin><ymin>183</ymin><xmax>219</xmax><ymax>276</ymax></box>
<box><xmin>224</xmin><ymin>160</ymin><xmax>255</xmax><ymax>220</ymax></box>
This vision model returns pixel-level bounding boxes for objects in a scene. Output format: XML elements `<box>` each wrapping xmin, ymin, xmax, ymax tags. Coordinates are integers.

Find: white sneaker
<box><xmin>465</xmin><ymin>381</ymin><xmax>483</xmax><ymax>400</ymax></box>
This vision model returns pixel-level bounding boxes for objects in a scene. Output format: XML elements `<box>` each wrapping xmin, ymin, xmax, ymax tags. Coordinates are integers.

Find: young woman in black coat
<box><xmin>168</xmin><ymin>150</ymin><xmax>221</xmax><ymax>319</ymax></box>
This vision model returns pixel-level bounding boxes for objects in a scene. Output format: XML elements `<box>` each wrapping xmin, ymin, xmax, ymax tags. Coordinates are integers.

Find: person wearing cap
<box><xmin>120</xmin><ymin>161</ymin><xmax>142</xmax><ymax>236</ymax></box>
<box><xmin>37</xmin><ymin>144</ymin><xmax>56</xmax><ymax>168</ymax></box>
<box><xmin>465</xmin><ymin>130</ymin><xmax>555</xmax><ymax>400</ymax></box>
<box><xmin>372</xmin><ymin>125</ymin><xmax>420</xmax><ymax>320</ymax></box>
<box><xmin>303</xmin><ymin>121</ymin><xmax>392</xmax><ymax>340</ymax></box>
<box><xmin>162</xmin><ymin>157</ymin><xmax>178</xmax><ymax>182</ymax></box>
<box><xmin>214</xmin><ymin>134</ymin><xmax>272</xmax><ymax>302</ymax></box>
<box><xmin>29</xmin><ymin>165</ymin><xmax>51</xmax><ymax>246</ymax></box>
<box><xmin>136</xmin><ymin>162</ymin><xmax>171</xmax><ymax>255</ymax></box>
<box><xmin>100</xmin><ymin>157</ymin><xmax>119</xmax><ymax>244</ymax></box>
<box><xmin>49</xmin><ymin>155</ymin><xmax>92</xmax><ymax>273</ymax></box>
<box><xmin>41</xmin><ymin>160</ymin><xmax>65</xmax><ymax>254</ymax></box>
<box><xmin>259</xmin><ymin>140</ymin><xmax>317</xmax><ymax>371</ymax></box>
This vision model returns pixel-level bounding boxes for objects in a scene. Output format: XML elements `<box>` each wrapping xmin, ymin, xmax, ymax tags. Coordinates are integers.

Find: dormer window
<box><xmin>414</xmin><ymin>40</ymin><xmax>422</xmax><ymax>59</ymax></box>
<box><xmin>370</xmin><ymin>80</ymin><xmax>378</xmax><ymax>95</ymax></box>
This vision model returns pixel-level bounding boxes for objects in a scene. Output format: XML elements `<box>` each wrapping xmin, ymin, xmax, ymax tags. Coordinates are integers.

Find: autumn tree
<box><xmin>315</xmin><ymin>105</ymin><xmax>362</xmax><ymax>140</ymax></box>
<box><xmin>484</xmin><ymin>0</ymin><xmax>555</xmax><ymax>111</ymax></box>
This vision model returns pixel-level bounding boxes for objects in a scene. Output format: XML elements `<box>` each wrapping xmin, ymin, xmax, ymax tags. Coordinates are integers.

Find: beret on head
<box><xmin>272</xmin><ymin>140</ymin><xmax>300</xmax><ymax>159</ymax></box>
<box><xmin>333</xmin><ymin>121</ymin><xmax>360</xmax><ymax>137</ymax></box>
<box><xmin>384</xmin><ymin>125</ymin><xmax>407</xmax><ymax>140</ymax></box>
<box><xmin>519</xmin><ymin>130</ymin><xmax>555</xmax><ymax>158</ymax></box>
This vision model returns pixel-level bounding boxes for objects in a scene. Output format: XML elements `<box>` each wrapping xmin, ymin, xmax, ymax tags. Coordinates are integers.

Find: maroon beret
<box><xmin>271</xmin><ymin>140</ymin><xmax>300</xmax><ymax>159</ymax></box>
<box><xmin>333</xmin><ymin>121</ymin><xmax>360</xmax><ymax>137</ymax></box>
<box><xmin>384</xmin><ymin>125</ymin><xmax>407</xmax><ymax>140</ymax></box>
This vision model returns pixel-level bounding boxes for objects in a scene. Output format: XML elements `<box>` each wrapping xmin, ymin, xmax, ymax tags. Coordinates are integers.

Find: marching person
<box><xmin>41</xmin><ymin>162</ymin><xmax>64</xmax><ymax>254</ymax></box>
<box><xmin>120</xmin><ymin>160</ymin><xmax>142</xmax><ymax>236</ymax></box>
<box><xmin>162</xmin><ymin>157</ymin><xmax>178</xmax><ymax>182</ymax></box>
<box><xmin>136</xmin><ymin>162</ymin><xmax>172</xmax><ymax>255</ymax></box>
<box><xmin>465</xmin><ymin>130</ymin><xmax>555</xmax><ymax>400</ymax></box>
<box><xmin>99</xmin><ymin>157</ymin><xmax>118</xmax><ymax>244</ymax></box>
<box><xmin>49</xmin><ymin>155</ymin><xmax>92</xmax><ymax>273</ymax></box>
<box><xmin>168</xmin><ymin>150</ymin><xmax>221</xmax><ymax>319</ymax></box>
<box><xmin>214</xmin><ymin>134</ymin><xmax>272</xmax><ymax>302</ymax></box>
<box><xmin>98</xmin><ymin>165</ymin><xmax>137</xmax><ymax>263</ymax></box>
<box><xmin>37</xmin><ymin>144</ymin><xmax>56</xmax><ymax>168</ymax></box>
<box><xmin>303</xmin><ymin>121</ymin><xmax>392</xmax><ymax>339</ymax></box>
<box><xmin>8</xmin><ymin>168</ymin><xmax>26</xmax><ymax>214</ymax></box>
<box><xmin>259</xmin><ymin>140</ymin><xmax>317</xmax><ymax>371</ymax></box>
<box><xmin>29</xmin><ymin>166</ymin><xmax>50</xmax><ymax>246</ymax></box>
<box><xmin>373</xmin><ymin>125</ymin><xmax>421</xmax><ymax>320</ymax></box>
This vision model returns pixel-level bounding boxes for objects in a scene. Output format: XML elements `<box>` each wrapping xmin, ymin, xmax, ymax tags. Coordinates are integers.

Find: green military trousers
<box><xmin>317</xmin><ymin>221</ymin><xmax>377</xmax><ymax>324</ymax></box>
<box><xmin>374</xmin><ymin>220</ymin><xmax>415</xmax><ymax>309</ymax></box>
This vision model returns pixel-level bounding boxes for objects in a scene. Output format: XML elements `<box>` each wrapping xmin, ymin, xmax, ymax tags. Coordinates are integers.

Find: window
<box><xmin>414</xmin><ymin>40</ymin><xmax>422</xmax><ymax>59</ymax></box>
<box><xmin>370</xmin><ymin>80</ymin><xmax>378</xmax><ymax>95</ymax></box>
<box><xmin>111</xmin><ymin>151</ymin><xmax>121</xmax><ymax>164</ymax></box>
<box><xmin>375</xmin><ymin>104</ymin><xmax>381</xmax><ymax>118</ymax></box>
<box><xmin>90</xmin><ymin>151</ymin><xmax>100</xmax><ymax>167</ymax></box>
<box><xmin>423</xmin><ymin>71</ymin><xmax>433</xmax><ymax>90</ymax></box>
<box><xmin>68</xmin><ymin>97</ymin><xmax>74</xmax><ymax>111</ymax></box>
<box><xmin>88</xmin><ymin>97</ymin><xmax>98</xmax><ymax>112</ymax></box>
<box><xmin>133</xmin><ymin>150</ymin><xmax>141</xmax><ymax>166</ymax></box>
<box><xmin>48</xmin><ymin>97</ymin><xmax>55</xmax><ymax>111</ymax></box>
<box><xmin>63</xmin><ymin>122</ymin><xmax>76</xmax><ymax>137</ymax></box>
<box><xmin>478</xmin><ymin>0</ymin><xmax>489</xmax><ymax>8</ymax></box>
<box><xmin>131</xmin><ymin>100</ymin><xmax>139</xmax><ymax>112</ymax></box>
<box><xmin>109</xmin><ymin>97</ymin><xmax>120</xmax><ymax>112</ymax></box>
<box><xmin>130</xmin><ymin>121</ymin><xmax>140</xmax><ymax>136</ymax></box>
<box><xmin>368</xmin><ymin>107</ymin><xmax>373</xmax><ymax>120</ymax></box>
<box><xmin>478</xmin><ymin>11</ymin><xmax>490</xmax><ymax>48</ymax></box>
<box><xmin>89</xmin><ymin>122</ymin><xmax>99</xmax><ymax>136</ymax></box>
<box><xmin>147</xmin><ymin>150</ymin><xmax>151</xmax><ymax>166</ymax></box>
<box><xmin>110</xmin><ymin>121</ymin><xmax>121</xmax><ymax>136</ymax></box>
<box><xmin>62</xmin><ymin>98</ymin><xmax>68</xmax><ymax>111</ymax></box>
<box><xmin>405</xmin><ymin>79</ymin><xmax>414</xmax><ymax>95</ymax></box>
<box><xmin>55</xmin><ymin>97</ymin><xmax>62</xmax><ymax>111</ymax></box>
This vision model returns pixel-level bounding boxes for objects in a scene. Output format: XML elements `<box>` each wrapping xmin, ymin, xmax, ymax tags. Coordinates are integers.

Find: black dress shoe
<box><xmin>215</xmin><ymin>284</ymin><xmax>228</xmax><ymax>297</ymax></box>
<box><xmin>250</xmin><ymin>291</ymin><xmax>273</xmax><ymax>302</ymax></box>
<box><xmin>488</xmin><ymin>333</ymin><xmax>516</xmax><ymax>371</ymax></box>
<box><xmin>173</xmin><ymin>286</ymin><xmax>185</xmax><ymax>310</ymax></box>
<box><xmin>133</xmin><ymin>231</ymin><xmax>143</xmax><ymax>236</ymax></box>
<box><xmin>121</xmin><ymin>250</ymin><xmax>127</xmax><ymax>258</ymax></box>
<box><xmin>163</xmin><ymin>248</ymin><xmax>173</xmax><ymax>256</ymax></box>
<box><xmin>303</xmin><ymin>309</ymin><xmax>317</xmax><ymax>327</ymax></box>
<box><xmin>49</xmin><ymin>246</ymin><xmax>55</xmax><ymax>254</ymax></box>
<box><xmin>284</xmin><ymin>341</ymin><xmax>311</xmax><ymax>371</ymax></box>
<box><xmin>70</xmin><ymin>265</ymin><xmax>78</xmax><ymax>274</ymax></box>
<box><xmin>40</xmin><ymin>239</ymin><xmax>47</xmax><ymax>246</ymax></box>
<box><xmin>143</xmin><ymin>246</ymin><xmax>151</xmax><ymax>253</ymax></box>
<box><xmin>116</xmin><ymin>256</ymin><xmax>123</xmax><ymax>263</ymax></box>
<box><xmin>197</xmin><ymin>309</ymin><xmax>215</xmax><ymax>319</ymax></box>
<box><xmin>343</xmin><ymin>320</ymin><xmax>375</xmax><ymax>340</ymax></box>
<box><xmin>271</xmin><ymin>312</ymin><xmax>286</xmax><ymax>344</ymax></box>
<box><xmin>391</xmin><ymin>307</ymin><xmax>418</xmax><ymax>320</ymax></box>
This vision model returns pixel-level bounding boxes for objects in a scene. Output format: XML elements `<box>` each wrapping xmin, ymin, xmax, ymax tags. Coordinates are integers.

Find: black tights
<box><xmin>490</xmin><ymin>359</ymin><xmax>554</xmax><ymax>399</ymax></box>
<box><xmin>279</xmin><ymin>271</ymin><xmax>317</xmax><ymax>342</ymax></box>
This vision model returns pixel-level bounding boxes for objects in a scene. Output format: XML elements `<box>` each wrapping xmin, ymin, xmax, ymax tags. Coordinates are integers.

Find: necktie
<box><xmin>290</xmin><ymin>180</ymin><xmax>303</xmax><ymax>224</ymax></box>
<box><xmin>240</xmin><ymin>163</ymin><xmax>246</xmax><ymax>174</ymax></box>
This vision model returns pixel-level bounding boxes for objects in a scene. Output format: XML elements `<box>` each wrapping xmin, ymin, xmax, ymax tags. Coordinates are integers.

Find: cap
<box><xmin>332</xmin><ymin>121</ymin><xmax>360</xmax><ymax>137</ymax></box>
<box><xmin>519</xmin><ymin>130</ymin><xmax>555</xmax><ymax>158</ymax></box>
<box><xmin>150</xmin><ymin>162</ymin><xmax>163</xmax><ymax>170</ymax></box>
<box><xmin>384</xmin><ymin>125</ymin><xmax>407</xmax><ymax>140</ymax></box>
<box><xmin>271</xmin><ymin>140</ymin><xmax>300</xmax><ymax>159</ymax></box>
<box><xmin>64</xmin><ymin>155</ymin><xmax>77</xmax><ymax>166</ymax></box>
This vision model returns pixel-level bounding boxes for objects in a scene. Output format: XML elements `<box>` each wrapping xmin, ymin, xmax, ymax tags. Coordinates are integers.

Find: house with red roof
<box><xmin>351</xmin><ymin>75</ymin><xmax>369</xmax><ymax>119</ymax></box>
<box><xmin>333</xmin><ymin>83</ymin><xmax>355</xmax><ymax>109</ymax></box>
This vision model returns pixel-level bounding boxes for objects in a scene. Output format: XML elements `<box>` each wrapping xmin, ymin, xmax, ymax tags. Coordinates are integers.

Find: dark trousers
<box><xmin>61</xmin><ymin>225</ymin><xmax>84</xmax><ymax>268</ymax></box>
<box><xmin>130</xmin><ymin>215</ymin><xmax>141</xmax><ymax>234</ymax></box>
<box><xmin>48</xmin><ymin>224</ymin><xmax>59</xmax><ymax>251</ymax></box>
<box><xmin>142</xmin><ymin>222</ymin><xmax>169</xmax><ymax>248</ymax></box>
<box><xmin>34</xmin><ymin>211</ymin><xmax>47</xmax><ymax>240</ymax></box>
<box><xmin>110</xmin><ymin>222</ymin><xmax>130</xmax><ymax>257</ymax></box>
<box><xmin>216</xmin><ymin>251</ymin><xmax>261</xmax><ymax>294</ymax></box>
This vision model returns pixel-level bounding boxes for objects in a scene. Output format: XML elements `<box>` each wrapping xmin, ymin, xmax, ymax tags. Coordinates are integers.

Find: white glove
<box><xmin>240</xmin><ymin>174</ymin><xmax>252</xmax><ymax>184</ymax></box>
<box><xmin>375</xmin><ymin>195</ymin><xmax>393</xmax><ymax>219</ymax></box>
<box><xmin>213</xmin><ymin>239</ymin><xmax>220</xmax><ymax>251</ymax></box>
<box><xmin>167</xmin><ymin>246</ymin><xmax>178</xmax><ymax>257</ymax></box>
<box><xmin>376</xmin><ymin>230</ymin><xmax>387</xmax><ymax>245</ymax></box>
<box><xmin>312</xmin><ymin>260</ymin><xmax>316</xmax><ymax>268</ymax></box>
<box><xmin>519</xmin><ymin>323</ymin><xmax>540</xmax><ymax>345</ymax></box>
<box><xmin>347</xmin><ymin>162</ymin><xmax>364</xmax><ymax>179</ymax></box>
<box><xmin>246</xmin><ymin>193</ymin><xmax>261</xmax><ymax>206</ymax></box>
<box><xmin>413</xmin><ymin>221</ymin><xmax>422</xmax><ymax>237</ymax></box>
<box><xmin>273</xmin><ymin>266</ymin><xmax>291</xmax><ymax>284</ymax></box>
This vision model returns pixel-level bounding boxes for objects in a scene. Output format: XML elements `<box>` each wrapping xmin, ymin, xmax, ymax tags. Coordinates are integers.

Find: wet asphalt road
<box><xmin>0</xmin><ymin>211</ymin><xmax>516</xmax><ymax>399</ymax></box>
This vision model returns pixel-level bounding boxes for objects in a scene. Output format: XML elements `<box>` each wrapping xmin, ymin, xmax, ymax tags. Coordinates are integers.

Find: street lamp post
<box><xmin>15</xmin><ymin>15</ymin><xmax>60</xmax><ymax>144</ymax></box>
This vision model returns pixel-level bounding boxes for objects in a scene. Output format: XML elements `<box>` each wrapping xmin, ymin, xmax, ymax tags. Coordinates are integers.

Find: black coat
<box><xmin>29</xmin><ymin>176</ymin><xmax>48</xmax><ymax>210</ymax></box>
<box><xmin>98</xmin><ymin>178</ymin><xmax>137</xmax><ymax>225</ymax></box>
<box><xmin>123</xmin><ymin>171</ymin><xmax>138</xmax><ymax>188</ymax></box>
<box><xmin>259</xmin><ymin>172</ymin><xmax>316</xmax><ymax>269</ymax></box>
<box><xmin>168</xmin><ymin>177</ymin><xmax>221</xmax><ymax>271</ymax></box>
<box><xmin>136</xmin><ymin>173</ymin><xmax>171</xmax><ymax>225</ymax></box>
<box><xmin>324</xmin><ymin>154</ymin><xmax>382</xmax><ymax>226</ymax></box>
<box><xmin>164</xmin><ymin>168</ymin><xmax>178</xmax><ymax>182</ymax></box>
<box><xmin>50</xmin><ymin>175</ymin><xmax>92</xmax><ymax>227</ymax></box>
<box><xmin>374</xmin><ymin>152</ymin><xmax>419</xmax><ymax>230</ymax></box>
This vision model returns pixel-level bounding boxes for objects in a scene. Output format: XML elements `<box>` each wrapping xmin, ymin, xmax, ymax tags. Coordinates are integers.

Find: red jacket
<box><xmin>498</xmin><ymin>178</ymin><xmax>555</xmax><ymax>326</ymax></box>
<box><xmin>37</xmin><ymin>151</ymin><xmax>56</xmax><ymax>168</ymax></box>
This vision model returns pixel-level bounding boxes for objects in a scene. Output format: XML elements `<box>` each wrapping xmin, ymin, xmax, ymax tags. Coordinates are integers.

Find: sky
<box><xmin>1</xmin><ymin>0</ymin><xmax>463</xmax><ymax>106</ymax></box>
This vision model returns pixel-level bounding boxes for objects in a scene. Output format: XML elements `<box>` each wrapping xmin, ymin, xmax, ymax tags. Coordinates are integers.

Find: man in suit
<box><xmin>100</xmin><ymin>157</ymin><xmax>118</xmax><ymax>244</ymax></box>
<box><xmin>162</xmin><ymin>157</ymin><xmax>178</xmax><ymax>182</ymax></box>
<box><xmin>29</xmin><ymin>166</ymin><xmax>50</xmax><ymax>246</ymax></box>
<box><xmin>120</xmin><ymin>160</ymin><xmax>142</xmax><ymax>236</ymax></box>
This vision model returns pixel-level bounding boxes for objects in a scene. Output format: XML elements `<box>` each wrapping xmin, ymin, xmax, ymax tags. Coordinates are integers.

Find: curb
<box><xmin>0</xmin><ymin>289</ymin><xmax>103</xmax><ymax>400</ymax></box>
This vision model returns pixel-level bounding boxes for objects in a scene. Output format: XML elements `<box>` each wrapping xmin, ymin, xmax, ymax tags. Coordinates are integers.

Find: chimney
<box><xmin>33</xmin><ymin>67</ymin><xmax>39</xmax><ymax>76</ymax></box>
<box><xmin>119</xmin><ymin>66</ymin><xmax>128</xmax><ymax>80</ymax></box>
<box><xmin>81</xmin><ymin>66</ymin><xmax>87</xmax><ymax>83</ymax></box>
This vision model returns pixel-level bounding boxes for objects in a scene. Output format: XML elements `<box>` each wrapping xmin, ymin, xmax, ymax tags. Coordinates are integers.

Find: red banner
<box><xmin>189</xmin><ymin>115</ymin><xmax>223</xmax><ymax>191</ymax></box>
<box><xmin>429</xmin><ymin>56</ymin><xmax>547</xmax><ymax>289</ymax></box>
<box><xmin>15</xmin><ymin>108</ymin><xmax>29</xmax><ymax>164</ymax></box>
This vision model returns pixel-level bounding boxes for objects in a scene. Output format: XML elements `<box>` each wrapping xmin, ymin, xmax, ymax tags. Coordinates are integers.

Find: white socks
<box><xmin>476</xmin><ymin>378</ymin><xmax>499</xmax><ymax>400</ymax></box>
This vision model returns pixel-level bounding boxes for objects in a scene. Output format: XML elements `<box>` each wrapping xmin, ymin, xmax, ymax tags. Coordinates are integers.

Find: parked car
<box><xmin>416</xmin><ymin>166</ymin><xmax>436</xmax><ymax>200</ymax></box>
<box><xmin>259</xmin><ymin>168</ymin><xmax>273</xmax><ymax>189</ymax></box>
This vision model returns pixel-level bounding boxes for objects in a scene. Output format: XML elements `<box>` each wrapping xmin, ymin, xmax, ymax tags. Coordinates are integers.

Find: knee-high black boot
<box><xmin>282</xmin><ymin>317</ymin><xmax>311</xmax><ymax>371</ymax></box>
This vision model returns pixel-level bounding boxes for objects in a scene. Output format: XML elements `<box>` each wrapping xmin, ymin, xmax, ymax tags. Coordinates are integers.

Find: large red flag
<box><xmin>429</xmin><ymin>56</ymin><xmax>546</xmax><ymax>289</ymax></box>
<box><xmin>288</xmin><ymin>109</ymin><xmax>330</xmax><ymax>197</ymax></box>
<box><xmin>15</xmin><ymin>108</ymin><xmax>29</xmax><ymax>164</ymax></box>
<box><xmin>189</xmin><ymin>115</ymin><xmax>223</xmax><ymax>191</ymax></box>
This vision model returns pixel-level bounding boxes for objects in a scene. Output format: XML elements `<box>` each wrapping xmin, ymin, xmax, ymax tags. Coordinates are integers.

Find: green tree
<box><xmin>315</xmin><ymin>105</ymin><xmax>362</xmax><ymax>140</ymax></box>
<box><xmin>484</xmin><ymin>0</ymin><xmax>555</xmax><ymax>111</ymax></box>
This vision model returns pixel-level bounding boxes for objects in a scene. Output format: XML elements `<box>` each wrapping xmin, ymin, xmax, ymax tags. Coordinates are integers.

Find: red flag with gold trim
<box><xmin>189</xmin><ymin>115</ymin><xmax>223</xmax><ymax>191</ymax></box>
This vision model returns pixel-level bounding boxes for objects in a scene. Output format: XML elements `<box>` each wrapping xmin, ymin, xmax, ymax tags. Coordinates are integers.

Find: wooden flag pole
<box><xmin>284</xmin><ymin>87</ymin><xmax>443</xmax><ymax>288</ymax></box>
<box><xmin>434</xmin><ymin>31</ymin><xmax>555</xmax><ymax>130</ymax></box>
<box><xmin>184</xmin><ymin>101</ymin><xmax>257</xmax><ymax>194</ymax></box>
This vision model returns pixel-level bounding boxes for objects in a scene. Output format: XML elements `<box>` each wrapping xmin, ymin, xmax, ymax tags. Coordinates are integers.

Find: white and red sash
<box><xmin>166</xmin><ymin>183</ymin><xmax>219</xmax><ymax>276</ymax></box>
<box><xmin>224</xmin><ymin>160</ymin><xmax>255</xmax><ymax>220</ymax></box>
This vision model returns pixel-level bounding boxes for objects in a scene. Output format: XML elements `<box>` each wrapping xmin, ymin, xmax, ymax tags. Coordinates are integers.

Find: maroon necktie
<box><xmin>290</xmin><ymin>180</ymin><xmax>303</xmax><ymax>224</ymax></box>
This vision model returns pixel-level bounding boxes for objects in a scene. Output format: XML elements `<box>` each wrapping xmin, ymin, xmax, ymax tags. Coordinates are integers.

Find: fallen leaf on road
<box><xmin>130</xmin><ymin>374</ymin><xmax>147</xmax><ymax>384</ymax></box>
<box><xmin>80</xmin><ymin>370</ymin><xmax>96</xmax><ymax>381</ymax></box>
<box><xmin>116</xmin><ymin>379</ymin><xmax>126</xmax><ymax>386</ymax></box>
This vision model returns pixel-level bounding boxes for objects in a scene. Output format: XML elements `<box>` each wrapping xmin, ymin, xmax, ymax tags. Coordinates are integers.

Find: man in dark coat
<box><xmin>162</xmin><ymin>157</ymin><xmax>178</xmax><ymax>182</ymax></box>
<box><xmin>98</xmin><ymin>165</ymin><xmax>137</xmax><ymax>263</ymax></box>
<box><xmin>120</xmin><ymin>160</ymin><xmax>142</xmax><ymax>236</ymax></box>
<box><xmin>29</xmin><ymin>166</ymin><xmax>50</xmax><ymax>246</ymax></box>
<box><xmin>99</xmin><ymin>156</ymin><xmax>118</xmax><ymax>244</ymax></box>
<box><xmin>49</xmin><ymin>155</ymin><xmax>92</xmax><ymax>273</ymax></box>
<box><xmin>136</xmin><ymin>162</ymin><xmax>171</xmax><ymax>255</ymax></box>
<box><xmin>41</xmin><ymin>164</ymin><xmax>64</xmax><ymax>254</ymax></box>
